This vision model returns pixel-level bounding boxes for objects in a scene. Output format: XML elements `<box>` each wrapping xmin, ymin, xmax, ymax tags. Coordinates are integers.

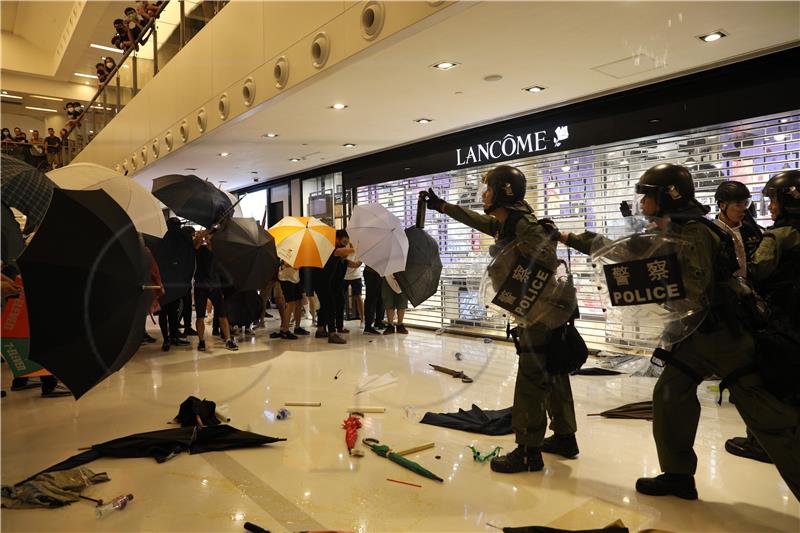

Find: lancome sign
<box><xmin>455</xmin><ymin>125</ymin><xmax>570</xmax><ymax>167</ymax></box>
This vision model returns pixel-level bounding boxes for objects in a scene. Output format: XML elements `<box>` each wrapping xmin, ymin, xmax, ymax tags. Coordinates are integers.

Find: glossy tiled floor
<box><xmin>2</xmin><ymin>317</ymin><xmax>798</xmax><ymax>532</ymax></box>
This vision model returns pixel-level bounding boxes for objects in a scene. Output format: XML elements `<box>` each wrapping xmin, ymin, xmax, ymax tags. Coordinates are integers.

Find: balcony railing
<box><xmin>60</xmin><ymin>0</ymin><xmax>227</xmax><ymax>168</ymax></box>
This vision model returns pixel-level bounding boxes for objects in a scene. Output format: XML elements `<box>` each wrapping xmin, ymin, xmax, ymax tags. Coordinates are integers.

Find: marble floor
<box><xmin>2</xmin><ymin>317</ymin><xmax>798</xmax><ymax>533</ymax></box>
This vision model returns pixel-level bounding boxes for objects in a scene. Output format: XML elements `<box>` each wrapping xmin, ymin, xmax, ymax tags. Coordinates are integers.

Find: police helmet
<box><xmin>714</xmin><ymin>181</ymin><xmax>751</xmax><ymax>205</ymax></box>
<box><xmin>763</xmin><ymin>169</ymin><xmax>800</xmax><ymax>216</ymax></box>
<box><xmin>635</xmin><ymin>163</ymin><xmax>697</xmax><ymax>213</ymax></box>
<box><xmin>482</xmin><ymin>165</ymin><xmax>529</xmax><ymax>214</ymax></box>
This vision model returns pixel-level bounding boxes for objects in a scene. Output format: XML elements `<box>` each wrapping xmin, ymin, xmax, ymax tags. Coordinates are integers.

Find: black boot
<box><xmin>636</xmin><ymin>473</ymin><xmax>698</xmax><ymax>500</ymax></box>
<box><xmin>725</xmin><ymin>435</ymin><xmax>773</xmax><ymax>464</ymax></box>
<box><xmin>542</xmin><ymin>433</ymin><xmax>579</xmax><ymax>459</ymax></box>
<box><xmin>489</xmin><ymin>446</ymin><xmax>544</xmax><ymax>473</ymax></box>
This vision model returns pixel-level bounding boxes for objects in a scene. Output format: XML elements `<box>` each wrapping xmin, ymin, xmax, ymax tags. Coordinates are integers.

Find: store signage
<box><xmin>455</xmin><ymin>125</ymin><xmax>570</xmax><ymax>167</ymax></box>
<box><xmin>603</xmin><ymin>254</ymin><xmax>686</xmax><ymax>307</ymax></box>
<box><xmin>491</xmin><ymin>257</ymin><xmax>553</xmax><ymax>318</ymax></box>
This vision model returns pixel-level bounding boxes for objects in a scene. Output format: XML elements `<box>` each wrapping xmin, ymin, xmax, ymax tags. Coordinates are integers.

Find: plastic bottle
<box><xmin>95</xmin><ymin>494</ymin><xmax>134</xmax><ymax>519</ymax></box>
<box><xmin>276</xmin><ymin>408</ymin><xmax>291</xmax><ymax>420</ymax></box>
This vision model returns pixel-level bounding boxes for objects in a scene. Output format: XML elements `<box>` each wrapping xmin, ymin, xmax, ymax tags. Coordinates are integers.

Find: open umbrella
<box><xmin>17</xmin><ymin>189</ymin><xmax>154</xmax><ymax>398</ymax></box>
<box><xmin>48</xmin><ymin>163</ymin><xmax>167</xmax><ymax>240</ymax></box>
<box><xmin>588</xmin><ymin>401</ymin><xmax>653</xmax><ymax>420</ymax></box>
<box><xmin>1</xmin><ymin>202</ymin><xmax>25</xmax><ymax>262</ymax></box>
<box><xmin>395</xmin><ymin>227</ymin><xmax>442</xmax><ymax>307</ymax></box>
<box><xmin>222</xmin><ymin>189</ymin><xmax>244</xmax><ymax>218</ymax></box>
<box><xmin>212</xmin><ymin>217</ymin><xmax>279</xmax><ymax>291</ymax></box>
<box><xmin>151</xmin><ymin>174</ymin><xmax>232</xmax><ymax>228</ymax></box>
<box><xmin>19</xmin><ymin>425</ymin><xmax>286</xmax><ymax>484</ymax></box>
<box><xmin>347</xmin><ymin>204</ymin><xmax>408</xmax><ymax>276</ymax></box>
<box><xmin>268</xmin><ymin>216</ymin><xmax>335</xmax><ymax>268</ymax></box>
<box><xmin>224</xmin><ymin>290</ymin><xmax>262</xmax><ymax>326</ymax></box>
<box><xmin>1</xmin><ymin>153</ymin><xmax>55</xmax><ymax>232</ymax></box>
<box><xmin>362</xmin><ymin>438</ymin><xmax>443</xmax><ymax>482</ymax></box>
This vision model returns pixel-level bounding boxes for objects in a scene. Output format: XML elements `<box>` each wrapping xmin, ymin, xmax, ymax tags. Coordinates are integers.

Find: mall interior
<box><xmin>1</xmin><ymin>2</ymin><xmax>799</xmax><ymax>532</ymax></box>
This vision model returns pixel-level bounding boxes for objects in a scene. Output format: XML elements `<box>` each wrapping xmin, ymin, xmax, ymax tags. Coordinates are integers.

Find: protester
<box><xmin>381</xmin><ymin>273</ymin><xmax>409</xmax><ymax>335</ymax></box>
<box><xmin>192</xmin><ymin>229</ymin><xmax>237</xmax><ymax>352</ymax></box>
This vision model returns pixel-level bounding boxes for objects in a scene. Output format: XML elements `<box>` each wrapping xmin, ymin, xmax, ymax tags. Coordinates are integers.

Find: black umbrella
<box><xmin>19</xmin><ymin>425</ymin><xmax>286</xmax><ymax>484</ymax></box>
<box><xmin>153</xmin><ymin>229</ymin><xmax>195</xmax><ymax>305</ymax></box>
<box><xmin>151</xmin><ymin>174</ymin><xmax>232</xmax><ymax>228</ymax></box>
<box><xmin>1</xmin><ymin>202</ymin><xmax>24</xmax><ymax>263</ymax></box>
<box><xmin>588</xmin><ymin>401</ymin><xmax>653</xmax><ymax>420</ymax></box>
<box><xmin>1</xmin><ymin>153</ymin><xmax>55</xmax><ymax>232</ymax></box>
<box><xmin>17</xmin><ymin>189</ymin><xmax>154</xmax><ymax>398</ymax></box>
<box><xmin>420</xmin><ymin>404</ymin><xmax>513</xmax><ymax>436</ymax></box>
<box><xmin>212</xmin><ymin>217</ymin><xmax>279</xmax><ymax>291</ymax></box>
<box><xmin>174</xmin><ymin>396</ymin><xmax>221</xmax><ymax>427</ymax></box>
<box><xmin>224</xmin><ymin>290</ymin><xmax>263</xmax><ymax>326</ymax></box>
<box><xmin>395</xmin><ymin>226</ymin><xmax>442</xmax><ymax>307</ymax></box>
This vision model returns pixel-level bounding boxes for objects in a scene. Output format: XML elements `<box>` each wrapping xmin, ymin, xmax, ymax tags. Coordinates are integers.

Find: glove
<box><xmin>538</xmin><ymin>218</ymin><xmax>560</xmax><ymax>242</ymax></box>
<box><xmin>423</xmin><ymin>188</ymin><xmax>446</xmax><ymax>213</ymax></box>
<box><xmin>619</xmin><ymin>201</ymin><xmax>632</xmax><ymax>217</ymax></box>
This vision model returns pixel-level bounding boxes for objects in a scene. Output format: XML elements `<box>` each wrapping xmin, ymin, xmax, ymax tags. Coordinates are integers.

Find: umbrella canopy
<box><xmin>222</xmin><ymin>189</ymin><xmax>244</xmax><ymax>217</ymax></box>
<box><xmin>268</xmin><ymin>216</ymin><xmax>335</xmax><ymax>268</ymax></box>
<box><xmin>21</xmin><ymin>425</ymin><xmax>286</xmax><ymax>483</ymax></box>
<box><xmin>588</xmin><ymin>400</ymin><xmax>653</xmax><ymax>420</ymax></box>
<box><xmin>224</xmin><ymin>290</ymin><xmax>262</xmax><ymax>326</ymax></box>
<box><xmin>363</xmin><ymin>438</ymin><xmax>443</xmax><ymax>483</ymax></box>
<box><xmin>17</xmin><ymin>189</ymin><xmax>152</xmax><ymax>398</ymax></box>
<box><xmin>347</xmin><ymin>203</ymin><xmax>408</xmax><ymax>276</ymax></box>
<box><xmin>152</xmin><ymin>228</ymin><xmax>195</xmax><ymax>305</ymax></box>
<box><xmin>174</xmin><ymin>396</ymin><xmax>221</xmax><ymax>427</ymax></box>
<box><xmin>213</xmin><ymin>217</ymin><xmax>279</xmax><ymax>291</ymax></box>
<box><xmin>151</xmin><ymin>174</ymin><xmax>232</xmax><ymax>228</ymax></box>
<box><xmin>395</xmin><ymin>227</ymin><xmax>442</xmax><ymax>307</ymax></box>
<box><xmin>1</xmin><ymin>202</ymin><xmax>25</xmax><ymax>262</ymax></box>
<box><xmin>1</xmin><ymin>154</ymin><xmax>55</xmax><ymax>232</ymax></box>
<box><xmin>48</xmin><ymin>163</ymin><xmax>167</xmax><ymax>239</ymax></box>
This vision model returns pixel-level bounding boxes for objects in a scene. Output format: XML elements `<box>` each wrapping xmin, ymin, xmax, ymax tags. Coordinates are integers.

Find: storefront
<box><xmin>343</xmin><ymin>48</ymin><xmax>800</xmax><ymax>350</ymax></box>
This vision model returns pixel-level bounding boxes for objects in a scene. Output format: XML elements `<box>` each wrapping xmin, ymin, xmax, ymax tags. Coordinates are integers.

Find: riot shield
<box><xmin>590</xmin><ymin>217</ymin><xmax>708</xmax><ymax>346</ymax></box>
<box><xmin>480</xmin><ymin>241</ymin><xmax>577</xmax><ymax>329</ymax></box>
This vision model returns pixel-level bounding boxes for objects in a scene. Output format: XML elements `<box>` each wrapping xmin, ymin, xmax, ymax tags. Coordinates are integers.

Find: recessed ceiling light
<box><xmin>74</xmin><ymin>72</ymin><xmax>96</xmax><ymax>79</ymax></box>
<box><xmin>30</xmin><ymin>95</ymin><xmax>64</xmax><ymax>102</ymax></box>
<box><xmin>483</xmin><ymin>74</ymin><xmax>502</xmax><ymax>82</ymax></box>
<box><xmin>25</xmin><ymin>106</ymin><xmax>57</xmax><ymax>112</ymax></box>
<box><xmin>263</xmin><ymin>133</ymin><xmax>278</xmax><ymax>138</ymax></box>
<box><xmin>523</xmin><ymin>85</ymin><xmax>546</xmax><ymax>93</ymax></box>
<box><xmin>0</xmin><ymin>93</ymin><xmax>23</xmax><ymax>100</ymax></box>
<box><xmin>289</xmin><ymin>158</ymin><xmax>301</xmax><ymax>162</ymax></box>
<box><xmin>698</xmin><ymin>30</ymin><xmax>726</xmax><ymax>43</ymax></box>
<box><xmin>218</xmin><ymin>152</ymin><xmax>230</xmax><ymax>157</ymax></box>
<box><xmin>343</xmin><ymin>143</ymin><xmax>356</xmax><ymax>148</ymax></box>
<box><xmin>91</xmin><ymin>43</ymin><xmax>123</xmax><ymax>54</ymax></box>
<box><xmin>432</xmin><ymin>61</ymin><xmax>459</xmax><ymax>70</ymax></box>
<box><xmin>330</xmin><ymin>103</ymin><xmax>347</xmax><ymax>110</ymax></box>
<box><xmin>415</xmin><ymin>118</ymin><xmax>433</xmax><ymax>124</ymax></box>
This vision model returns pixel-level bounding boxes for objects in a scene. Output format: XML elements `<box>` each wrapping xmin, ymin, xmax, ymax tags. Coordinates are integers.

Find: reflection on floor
<box><xmin>2</xmin><ymin>318</ymin><xmax>798</xmax><ymax>533</ymax></box>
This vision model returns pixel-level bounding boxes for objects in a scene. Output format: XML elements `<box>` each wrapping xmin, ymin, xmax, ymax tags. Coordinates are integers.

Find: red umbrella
<box><xmin>342</xmin><ymin>414</ymin><xmax>363</xmax><ymax>456</ymax></box>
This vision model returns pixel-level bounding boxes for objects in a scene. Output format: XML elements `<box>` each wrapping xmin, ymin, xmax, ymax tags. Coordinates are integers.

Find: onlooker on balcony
<box><xmin>96</xmin><ymin>62</ymin><xmax>109</xmax><ymax>85</ymax></box>
<box><xmin>112</xmin><ymin>18</ymin><xmax>134</xmax><ymax>50</ymax></box>
<box><xmin>44</xmin><ymin>128</ymin><xmax>62</xmax><ymax>169</ymax></box>
<box><xmin>12</xmin><ymin>127</ymin><xmax>27</xmax><ymax>143</ymax></box>
<box><xmin>124</xmin><ymin>7</ymin><xmax>146</xmax><ymax>42</ymax></box>
<box><xmin>28</xmin><ymin>130</ymin><xmax>46</xmax><ymax>168</ymax></box>
<box><xmin>137</xmin><ymin>0</ymin><xmax>159</xmax><ymax>19</ymax></box>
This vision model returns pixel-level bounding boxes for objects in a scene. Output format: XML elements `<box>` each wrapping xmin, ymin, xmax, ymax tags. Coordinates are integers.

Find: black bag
<box><xmin>546</xmin><ymin>319</ymin><xmax>588</xmax><ymax>374</ymax></box>
<box><xmin>545</xmin><ymin>248</ymin><xmax>588</xmax><ymax>374</ymax></box>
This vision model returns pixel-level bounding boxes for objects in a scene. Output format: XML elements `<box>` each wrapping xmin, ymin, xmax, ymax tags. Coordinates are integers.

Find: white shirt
<box><xmin>344</xmin><ymin>253</ymin><xmax>362</xmax><ymax>281</ymax></box>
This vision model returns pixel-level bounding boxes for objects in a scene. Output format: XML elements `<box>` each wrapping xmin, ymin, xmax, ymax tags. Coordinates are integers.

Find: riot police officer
<box><xmin>725</xmin><ymin>170</ymin><xmax>800</xmax><ymax>467</ymax></box>
<box><xmin>713</xmin><ymin>181</ymin><xmax>762</xmax><ymax>276</ymax></box>
<box><xmin>423</xmin><ymin>165</ymin><xmax>579</xmax><ymax>473</ymax></box>
<box><xmin>560</xmin><ymin>163</ymin><xmax>799</xmax><ymax>500</ymax></box>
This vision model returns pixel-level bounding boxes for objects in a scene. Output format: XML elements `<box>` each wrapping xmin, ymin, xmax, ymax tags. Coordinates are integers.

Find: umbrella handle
<box><xmin>415</xmin><ymin>195</ymin><xmax>426</xmax><ymax>229</ymax></box>
<box><xmin>142</xmin><ymin>285</ymin><xmax>161</xmax><ymax>290</ymax></box>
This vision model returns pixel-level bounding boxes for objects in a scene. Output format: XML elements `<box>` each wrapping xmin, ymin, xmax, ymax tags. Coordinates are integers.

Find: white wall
<box><xmin>2</xmin><ymin>113</ymin><xmax>45</xmax><ymax>134</ymax></box>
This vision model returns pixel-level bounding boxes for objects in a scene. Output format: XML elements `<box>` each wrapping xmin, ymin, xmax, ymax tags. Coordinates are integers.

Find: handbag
<box><xmin>545</xmin><ymin>247</ymin><xmax>588</xmax><ymax>374</ymax></box>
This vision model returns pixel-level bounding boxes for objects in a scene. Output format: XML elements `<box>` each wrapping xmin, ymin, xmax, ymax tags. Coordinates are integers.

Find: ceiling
<box><xmin>129</xmin><ymin>1</ymin><xmax>800</xmax><ymax>192</ymax></box>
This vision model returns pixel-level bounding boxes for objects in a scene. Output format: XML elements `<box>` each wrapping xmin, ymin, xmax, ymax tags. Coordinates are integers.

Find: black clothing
<box><xmin>157</xmin><ymin>300</ymin><xmax>181</xmax><ymax>340</ymax></box>
<box><xmin>420</xmin><ymin>404</ymin><xmax>512</xmax><ymax>436</ymax></box>
<box><xmin>363</xmin><ymin>267</ymin><xmax>385</xmax><ymax>328</ymax></box>
<box><xmin>194</xmin><ymin>245</ymin><xmax>220</xmax><ymax>288</ymax></box>
<box><xmin>194</xmin><ymin>287</ymin><xmax>225</xmax><ymax>318</ymax></box>
<box><xmin>44</xmin><ymin>135</ymin><xmax>61</xmax><ymax>153</ymax></box>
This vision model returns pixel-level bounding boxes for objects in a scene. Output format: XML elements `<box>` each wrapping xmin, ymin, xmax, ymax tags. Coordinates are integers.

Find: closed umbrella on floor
<box><xmin>212</xmin><ymin>217</ymin><xmax>279</xmax><ymax>291</ymax></box>
<box><xmin>588</xmin><ymin>401</ymin><xmax>653</xmax><ymax>420</ymax></box>
<box><xmin>16</xmin><ymin>189</ymin><xmax>154</xmax><ymax>398</ymax></box>
<box><xmin>268</xmin><ymin>216</ymin><xmax>335</xmax><ymax>268</ymax></box>
<box><xmin>347</xmin><ymin>203</ymin><xmax>408</xmax><ymax>276</ymax></box>
<box><xmin>362</xmin><ymin>438</ymin><xmax>443</xmax><ymax>483</ymax></box>
<box><xmin>395</xmin><ymin>227</ymin><xmax>442</xmax><ymax>307</ymax></box>
<box><xmin>151</xmin><ymin>174</ymin><xmax>232</xmax><ymax>228</ymax></box>
<box><xmin>48</xmin><ymin>163</ymin><xmax>167</xmax><ymax>240</ymax></box>
<box><xmin>1</xmin><ymin>153</ymin><xmax>55</xmax><ymax>232</ymax></box>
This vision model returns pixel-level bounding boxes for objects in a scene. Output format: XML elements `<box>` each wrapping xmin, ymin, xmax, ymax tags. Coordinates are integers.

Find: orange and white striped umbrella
<box><xmin>267</xmin><ymin>216</ymin><xmax>335</xmax><ymax>268</ymax></box>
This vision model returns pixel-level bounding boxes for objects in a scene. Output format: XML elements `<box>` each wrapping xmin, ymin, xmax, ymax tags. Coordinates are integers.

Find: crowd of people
<box><xmin>147</xmin><ymin>223</ymin><xmax>412</xmax><ymax>355</ymax></box>
<box><xmin>1</xmin><ymin>127</ymin><xmax>70</xmax><ymax>171</ymax></box>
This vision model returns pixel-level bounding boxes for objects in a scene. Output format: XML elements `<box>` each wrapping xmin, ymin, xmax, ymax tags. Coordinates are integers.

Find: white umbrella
<box><xmin>222</xmin><ymin>189</ymin><xmax>244</xmax><ymax>218</ymax></box>
<box><xmin>348</xmin><ymin>203</ymin><xmax>409</xmax><ymax>276</ymax></box>
<box><xmin>48</xmin><ymin>163</ymin><xmax>167</xmax><ymax>239</ymax></box>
